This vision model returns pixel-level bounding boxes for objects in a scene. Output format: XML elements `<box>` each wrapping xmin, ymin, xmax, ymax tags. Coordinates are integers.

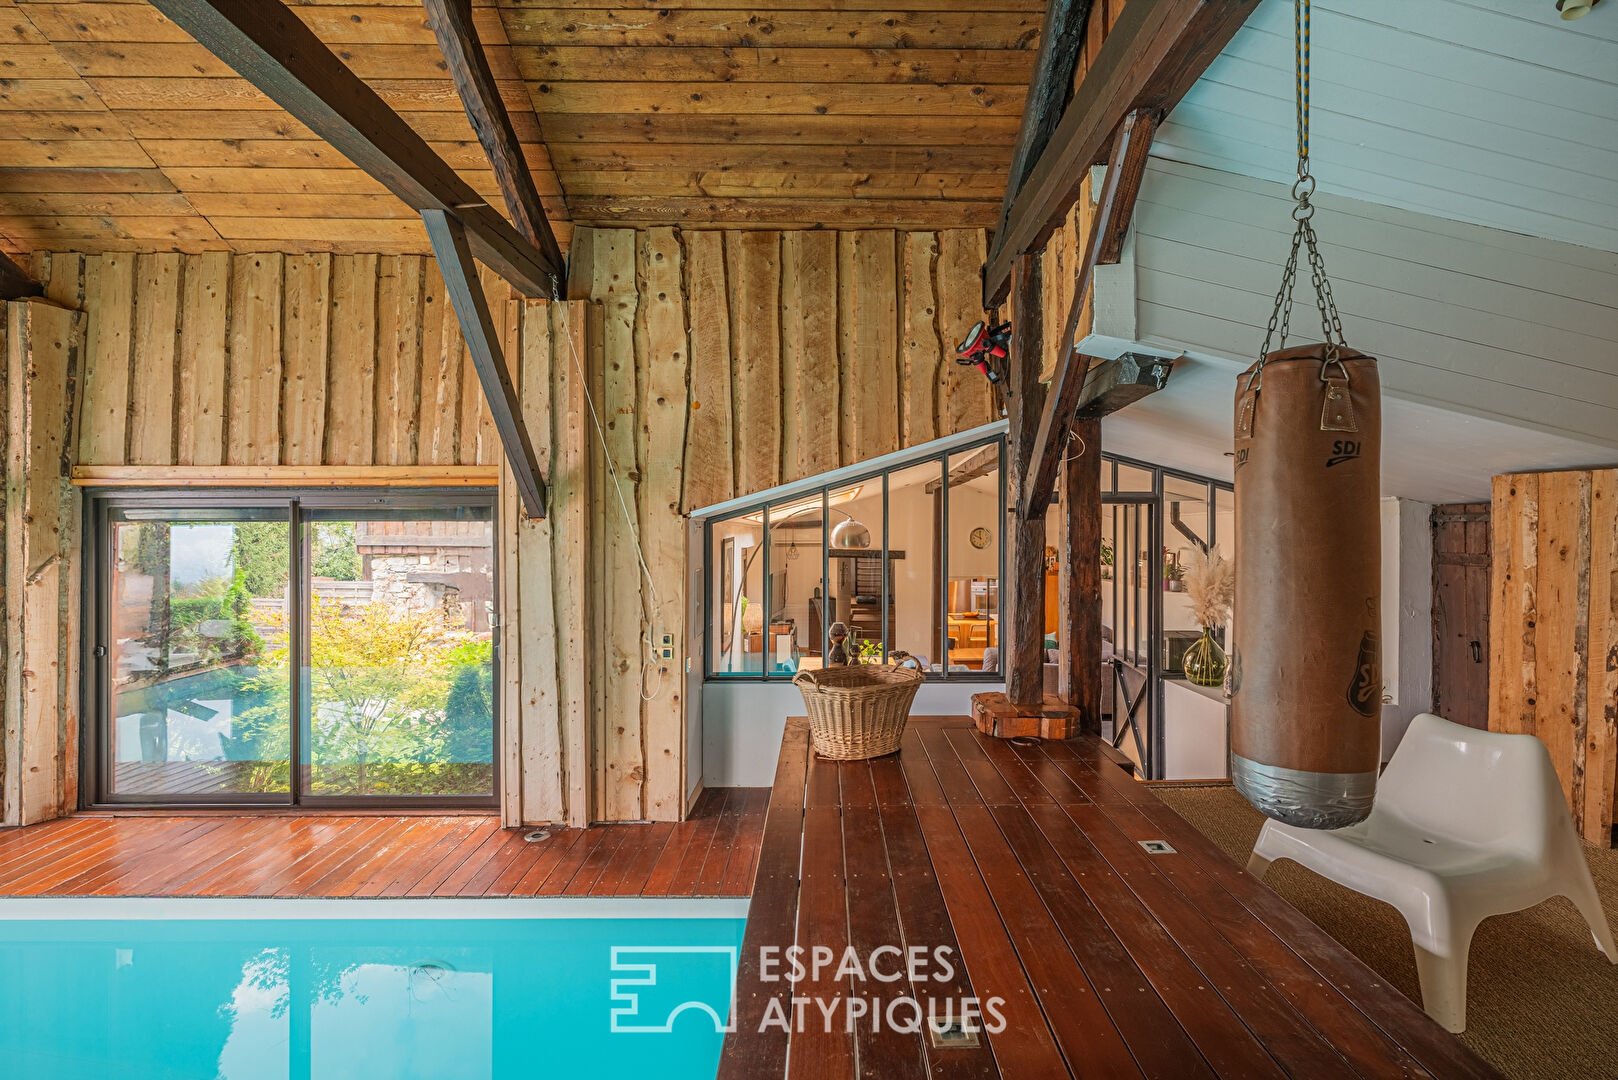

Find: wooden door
<box><xmin>1432</xmin><ymin>503</ymin><xmax>1491</xmax><ymax>729</ymax></box>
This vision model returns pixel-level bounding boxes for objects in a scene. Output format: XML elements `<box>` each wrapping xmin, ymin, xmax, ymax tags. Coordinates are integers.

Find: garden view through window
<box><xmin>94</xmin><ymin>494</ymin><xmax>496</xmax><ymax>806</ymax></box>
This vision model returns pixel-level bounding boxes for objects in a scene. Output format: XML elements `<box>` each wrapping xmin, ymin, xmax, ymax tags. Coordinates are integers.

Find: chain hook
<box><xmin>1258</xmin><ymin>0</ymin><xmax>1346</xmax><ymax>366</ymax></box>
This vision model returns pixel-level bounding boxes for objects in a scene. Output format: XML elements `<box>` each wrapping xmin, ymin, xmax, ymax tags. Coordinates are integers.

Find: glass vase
<box><xmin>1183</xmin><ymin>626</ymin><xmax>1227</xmax><ymax>688</ymax></box>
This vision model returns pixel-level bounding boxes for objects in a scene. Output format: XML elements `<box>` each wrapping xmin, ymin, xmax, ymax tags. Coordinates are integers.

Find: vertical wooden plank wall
<box><xmin>1491</xmin><ymin>469</ymin><xmax>1618</xmax><ymax>845</ymax></box>
<box><xmin>70</xmin><ymin>253</ymin><xmax>498</xmax><ymax>469</ymax></box>
<box><xmin>501</xmin><ymin>299</ymin><xmax>593</xmax><ymax>827</ymax></box>
<box><xmin>574</xmin><ymin>225</ymin><xmax>993</xmax><ymax>822</ymax></box>
<box><xmin>16</xmin><ymin>229</ymin><xmax>993</xmax><ymax>828</ymax></box>
<box><xmin>1</xmin><ymin>296</ymin><xmax>86</xmax><ymax>827</ymax></box>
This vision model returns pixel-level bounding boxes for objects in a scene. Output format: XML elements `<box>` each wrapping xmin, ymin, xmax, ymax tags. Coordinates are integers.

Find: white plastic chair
<box><xmin>1246</xmin><ymin>712</ymin><xmax>1615</xmax><ymax>1033</ymax></box>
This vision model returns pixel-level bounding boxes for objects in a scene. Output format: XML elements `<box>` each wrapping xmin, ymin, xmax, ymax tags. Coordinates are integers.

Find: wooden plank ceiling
<box><xmin>0</xmin><ymin>0</ymin><xmax>1060</xmax><ymax>254</ymax></box>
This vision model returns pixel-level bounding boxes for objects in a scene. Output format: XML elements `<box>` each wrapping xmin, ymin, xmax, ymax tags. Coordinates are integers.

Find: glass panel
<box><xmin>1117</xmin><ymin>462</ymin><xmax>1154</xmax><ymax>492</ymax></box>
<box><xmin>762</xmin><ymin>491</ymin><xmax>825</xmax><ymax>675</ymax></box>
<box><xmin>1161</xmin><ymin>475</ymin><xmax>1211</xmax><ymax>674</ymax></box>
<box><xmin>1214</xmin><ymin>485</ymin><xmax>1236</xmax><ymax>650</ymax></box>
<box><xmin>108</xmin><ymin>510</ymin><xmax>291</xmax><ymax>798</ymax></box>
<box><xmin>1100</xmin><ymin>455</ymin><xmax>1115</xmax><ymax>493</ymax></box>
<box><xmin>1101</xmin><ymin>505</ymin><xmax>1118</xmax><ymax>657</ymax></box>
<box><xmin>827</xmin><ymin>480</ymin><xmax>881</xmax><ymax>664</ymax></box>
<box><xmin>946</xmin><ymin>444</ymin><xmax>1001</xmax><ymax>673</ymax></box>
<box><xmin>300</xmin><ymin>508</ymin><xmax>495</xmax><ymax>798</ymax></box>
<box><xmin>887</xmin><ymin>460</ymin><xmax>944</xmax><ymax>672</ymax></box>
<box><xmin>1132</xmin><ymin>503</ymin><xmax>1152</xmax><ymax>666</ymax></box>
<box><xmin>710</xmin><ymin>514</ymin><xmax>764</xmax><ymax>675</ymax></box>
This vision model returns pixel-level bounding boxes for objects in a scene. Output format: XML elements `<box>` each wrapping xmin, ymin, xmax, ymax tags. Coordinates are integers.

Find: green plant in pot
<box><xmin>1180</xmin><ymin>548</ymin><xmax>1235</xmax><ymax>688</ymax></box>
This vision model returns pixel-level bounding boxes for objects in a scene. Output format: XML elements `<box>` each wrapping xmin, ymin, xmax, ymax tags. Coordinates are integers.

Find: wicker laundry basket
<box><xmin>793</xmin><ymin>664</ymin><xmax>924</xmax><ymax>760</ymax></box>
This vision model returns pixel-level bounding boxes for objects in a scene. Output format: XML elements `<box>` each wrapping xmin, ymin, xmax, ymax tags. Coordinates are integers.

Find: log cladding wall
<box><xmin>572</xmin><ymin>225</ymin><xmax>995</xmax><ymax>823</ymax></box>
<box><xmin>66</xmin><ymin>251</ymin><xmax>511</xmax><ymax>469</ymax></box>
<box><xmin>10</xmin><ymin>228</ymin><xmax>993</xmax><ymax>828</ymax></box>
<box><xmin>1491</xmin><ymin>469</ymin><xmax>1618</xmax><ymax>846</ymax></box>
<box><xmin>2</xmin><ymin>272</ymin><xmax>88</xmax><ymax>826</ymax></box>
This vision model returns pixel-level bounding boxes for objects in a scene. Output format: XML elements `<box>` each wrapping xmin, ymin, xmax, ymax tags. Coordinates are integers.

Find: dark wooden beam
<box><xmin>148</xmin><ymin>0</ymin><xmax>561</xmax><ymax>297</ymax></box>
<box><xmin>1058</xmin><ymin>419</ymin><xmax>1103</xmax><ymax>737</ymax></box>
<box><xmin>0</xmin><ymin>251</ymin><xmax>43</xmax><ymax>301</ymax></box>
<box><xmin>1072</xmin><ymin>352</ymin><xmax>1175</xmax><ymax>421</ymax></box>
<box><xmin>423</xmin><ymin>0</ymin><xmax>563</xmax><ymax>272</ymax></box>
<box><xmin>1006</xmin><ymin>253</ymin><xmax>1049</xmax><ymax>708</ymax></box>
<box><xmin>422</xmin><ymin>209</ymin><xmax>547</xmax><ymax>517</ymax></box>
<box><xmin>983</xmin><ymin>0</ymin><xmax>1259</xmax><ymax>307</ymax></box>
<box><xmin>1020</xmin><ymin>108</ymin><xmax>1156</xmax><ymax>521</ymax></box>
<box><xmin>990</xmin><ymin>0</ymin><xmax>1095</xmax><ymax>259</ymax></box>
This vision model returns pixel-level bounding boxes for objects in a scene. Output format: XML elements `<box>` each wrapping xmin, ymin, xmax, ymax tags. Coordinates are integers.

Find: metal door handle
<box><xmin>1469</xmin><ymin>640</ymin><xmax>1481</xmax><ymax>663</ymax></box>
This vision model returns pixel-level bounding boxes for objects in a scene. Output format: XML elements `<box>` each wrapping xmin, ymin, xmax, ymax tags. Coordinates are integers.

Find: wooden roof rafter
<box><xmin>983</xmin><ymin>0</ymin><xmax>1261</xmax><ymax>308</ymax></box>
<box><xmin>423</xmin><ymin>0</ymin><xmax>564</xmax><ymax>270</ymax></box>
<box><xmin>146</xmin><ymin>0</ymin><xmax>562</xmax><ymax>296</ymax></box>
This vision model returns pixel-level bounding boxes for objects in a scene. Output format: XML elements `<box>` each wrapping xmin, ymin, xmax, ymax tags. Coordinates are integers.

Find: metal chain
<box><xmin>1258</xmin><ymin>0</ymin><xmax>1347</xmax><ymax>370</ymax></box>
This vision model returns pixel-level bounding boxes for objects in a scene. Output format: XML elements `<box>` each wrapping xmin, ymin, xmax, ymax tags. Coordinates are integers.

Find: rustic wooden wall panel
<box><xmin>780</xmin><ymin>230</ymin><xmax>839</xmax><ymax>484</ymax></box>
<box><xmin>936</xmin><ymin>228</ymin><xmax>994</xmax><ymax>434</ymax></box>
<box><xmin>70</xmin><ymin>252</ymin><xmax>496</xmax><ymax>469</ymax></box>
<box><xmin>127</xmin><ymin>252</ymin><xmax>180</xmax><ymax>465</ymax></box>
<box><xmin>680</xmin><ymin>230</ymin><xmax>735</xmax><ymax>513</ymax></box>
<box><xmin>25</xmin><ymin>227</ymin><xmax>995</xmax><ymax>828</ymax></box>
<box><xmin>175</xmin><ymin>251</ymin><xmax>229</xmax><ymax>466</ymax></box>
<box><xmin>838</xmin><ymin>230</ymin><xmax>900</xmax><ymax>465</ymax></box>
<box><xmin>1491</xmin><ymin>469</ymin><xmax>1618</xmax><ymax>846</ymax></box>
<box><xmin>325</xmin><ymin>254</ymin><xmax>379</xmax><ymax>466</ymax></box>
<box><xmin>636</xmin><ymin>226</ymin><xmax>691</xmax><ymax>821</ymax></box>
<box><xmin>900</xmin><ymin>230</ymin><xmax>941</xmax><ymax>450</ymax></box>
<box><xmin>727</xmin><ymin>231</ymin><xmax>783</xmax><ymax>496</ymax></box>
<box><xmin>2</xmin><ymin>298</ymin><xmax>85</xmax><ymax>827</ymax></box>
<box><xmin>584</xmin><ymin>229</ymin><xmax>646</xmax><ymax>823</ymax></box>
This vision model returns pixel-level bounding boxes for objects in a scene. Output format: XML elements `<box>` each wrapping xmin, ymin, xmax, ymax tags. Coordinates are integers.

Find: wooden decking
<box><xmin>0</xmin><ymin>787</ymin><xmax>767</xmax><ymax>899</ymax></box>
<box><xmin>719</xmin><ymin>717</ymin><xmax>1500</xmax><ymax>1080</ymax></box>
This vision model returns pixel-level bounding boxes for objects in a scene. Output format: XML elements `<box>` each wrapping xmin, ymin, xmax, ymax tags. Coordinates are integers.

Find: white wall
<box><xmin>1379</xmin><ymin>496</ymin><xmax>1434</xmax><ymax>759</ymax></box>
<box><xmin>701</xmin><ymin>678</ymin><xmax>999</xmax><ymax>788</ymax></box>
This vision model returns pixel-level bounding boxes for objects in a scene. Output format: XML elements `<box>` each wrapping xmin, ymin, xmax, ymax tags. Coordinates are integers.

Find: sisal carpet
<box><xmin>1153</xmin><ymin>784</ymin><xmax>1618</xmax><ymax>1080</ymax></box>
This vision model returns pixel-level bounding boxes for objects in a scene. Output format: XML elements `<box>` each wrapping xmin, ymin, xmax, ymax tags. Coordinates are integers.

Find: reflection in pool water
<box><xmin>0</xmin><ymin>915</ymin><xmax>744</xmax><ymax>1080</ymax></box>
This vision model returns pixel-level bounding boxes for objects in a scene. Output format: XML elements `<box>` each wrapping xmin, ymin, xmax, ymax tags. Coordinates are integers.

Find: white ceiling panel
<box><xmin>1155</xmin><ymin>0</ymin><xmax>1618</xmax><ymax>253</ymax></box>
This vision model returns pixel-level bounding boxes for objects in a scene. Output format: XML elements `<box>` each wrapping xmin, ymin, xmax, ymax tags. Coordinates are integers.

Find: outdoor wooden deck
<box><xmin>0</xmin><ymin>787</ymin><xmax>766</xmax><ymax>899</ymax></box>
<box><xmin>718</xmin><ymin>717</ymin><xmax>1499</xmax><ymax>1080</ymax></box>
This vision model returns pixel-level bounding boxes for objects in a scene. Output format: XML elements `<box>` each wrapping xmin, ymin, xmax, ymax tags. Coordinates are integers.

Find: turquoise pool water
<box><xmin>0</xmin><ymin>911</ymin><xmax>745</xmax><ymax>1080</ymax></box>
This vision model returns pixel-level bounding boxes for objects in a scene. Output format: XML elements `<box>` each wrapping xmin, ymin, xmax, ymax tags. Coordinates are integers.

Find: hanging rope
<box><xmin>552</xmin><ymin>293</ymin><xmax>669</xmax><ymax>704</ymax></box>
<box><xmin>1256</xmin><ymin>0</ymin><xmax>1347</xmax><ymax>374</ymax></box>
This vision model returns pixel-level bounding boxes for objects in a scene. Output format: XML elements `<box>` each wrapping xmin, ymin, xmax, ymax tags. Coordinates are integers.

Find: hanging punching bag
<box><xmin>1230</xmin><ymin>344</ymin><xmax>1381</xmax><ymax>828</ymax></box>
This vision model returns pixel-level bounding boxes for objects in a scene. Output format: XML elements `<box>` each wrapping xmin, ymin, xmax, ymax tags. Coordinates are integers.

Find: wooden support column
<box><xmin>972</xmin><ymin>255</ymin><xmax>1078</xmax><ymax>739</ymax></box>
<box><xmin>2</xmin><ymin>298</ymin><xmax>86</xmax><ymax>827</ymax></box>
<box><xmin>1007</xmin><ymin>254</ymin><xmax>1048</xmax><ymax>707</ymax></box>
<box><xmin>1058</xmin><ymin>419</ymin><xmax>1103</xmax><ymax>737</ymax></box>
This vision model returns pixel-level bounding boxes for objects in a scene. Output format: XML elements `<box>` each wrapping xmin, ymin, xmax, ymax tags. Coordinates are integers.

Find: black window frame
<box><xmin>80</xmin><ymin>486</ymin><xmax>501</xmax><ymax>811</ymax></box>
<box><xmin>702</xmin><ymin>433</ymin><xmax>1008</xmax><ymax>683</ymax></box>
<box><xmin>1094</xmin><ymin>452</ymin><xmax>1234</xmax><ymax>779</ymax></box>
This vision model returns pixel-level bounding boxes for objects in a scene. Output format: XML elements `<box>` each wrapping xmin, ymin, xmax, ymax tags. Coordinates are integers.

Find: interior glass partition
<box><xmin>705</xmin><ymin>434</ymin><xmax>1004</xmax><ymax>681</ymax></box>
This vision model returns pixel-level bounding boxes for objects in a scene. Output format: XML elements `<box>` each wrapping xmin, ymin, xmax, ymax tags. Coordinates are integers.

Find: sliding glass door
<box><xmin>104</xmin><ymin>507</ymin><xmax>293</xmax><ymax>800</ymax></box>
<box><xmin>90</xmin><ymin>492</ymin><xmax>497</xmax><ymax>808</ymax></box>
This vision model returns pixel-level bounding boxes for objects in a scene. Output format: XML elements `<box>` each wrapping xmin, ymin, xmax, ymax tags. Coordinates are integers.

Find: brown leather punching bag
<box><xmin>1231</xmin><ymin>343</ymin><xmax>1381</xmax><ymax>829</ymax></box>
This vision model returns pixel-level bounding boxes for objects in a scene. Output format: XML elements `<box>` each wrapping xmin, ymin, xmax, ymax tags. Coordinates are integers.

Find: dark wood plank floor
<box><xmin>719</xmin><ymin>718</ymin><xmax>1501</xmax><ymax>1080</ymax></box>
<box><xmin>0</xmin><ymin>787</ymin><xmax>767</xmax><ymax>899</ymax></box>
